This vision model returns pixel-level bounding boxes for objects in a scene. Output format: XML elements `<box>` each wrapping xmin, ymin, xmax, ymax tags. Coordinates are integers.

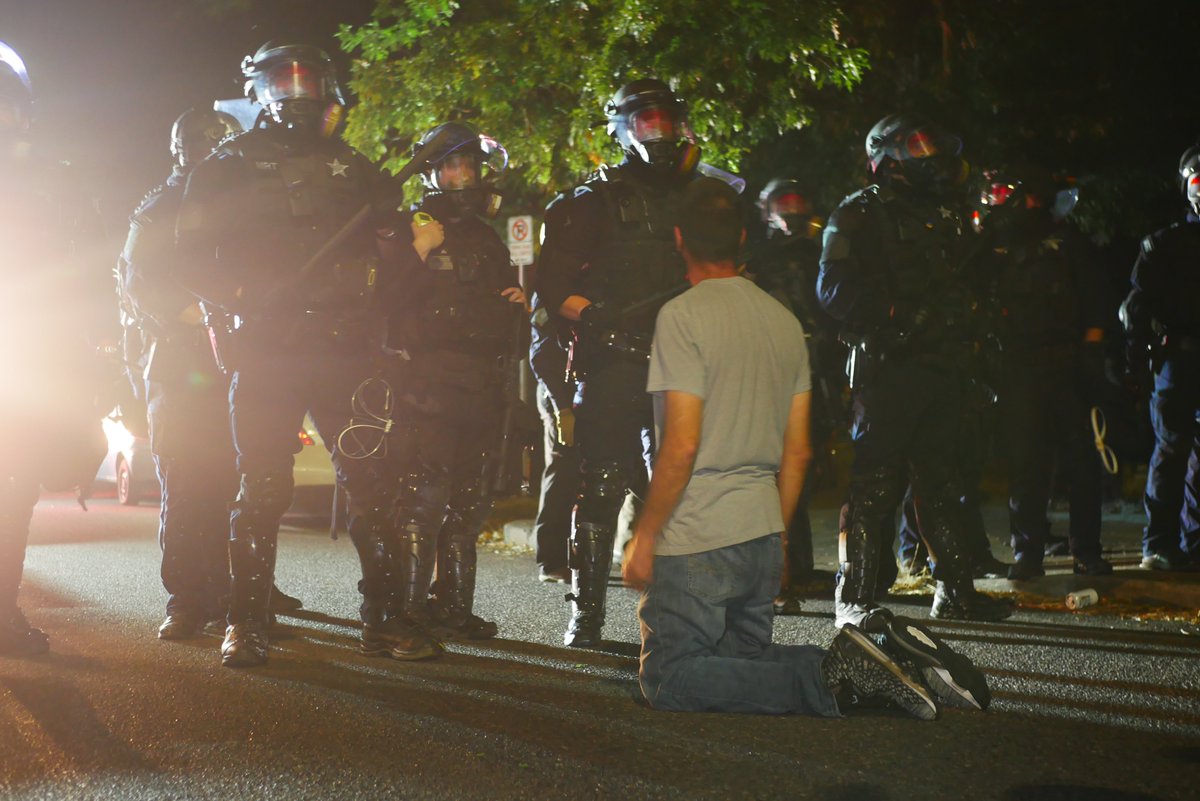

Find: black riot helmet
<box><xmin>605</xmin><ymin>79</ymin><xmax>700</xmax><ymax>175</ymax></box>
<box><xmin>413</xmin><ymin>121</ymin><xmax>507</xmax><ymax>217</ymax></box>
<box><xmin>0</xmin><ymin>40</ymin><xmax>34</xmax><ymax>158</ymax></box>
<box><xmin>170</xmin><ymin>108</ymin><xmax>243</xmax><ymax>169</ymax></box>
<box><xmin>865</xmin><ymin>113</ymin><xmax>968</xmax><ymax>198</ymax></box>
<box><xmin>757</xmin><ymin>178</ymin><xmax>822</xmax><ymax>239</ymax></box>
<box><xmin>241</xmin><ymin>42</ymin><xmax>345</xmax><ymax>134</ymax></box>
<box><xmin>1179</xmin><ymin>143</ymin><xmax>1200</xmax><ymax>215</ymax></box>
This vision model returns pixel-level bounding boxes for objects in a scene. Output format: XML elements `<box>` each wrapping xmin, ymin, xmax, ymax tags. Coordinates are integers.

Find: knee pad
<box><xmin>397</xmin><ymin>471</ymin><xmax>451</xmax><ymax>531</ymax></box>
<box><xmin>575</xmin><ymin>462</ymin><xmax>628</xmax><ymax>527</ymax></box>
<box><xmin>236</xmin><ymin>470</ymin><xmax>294</xmax><ymax>522</ymax></box>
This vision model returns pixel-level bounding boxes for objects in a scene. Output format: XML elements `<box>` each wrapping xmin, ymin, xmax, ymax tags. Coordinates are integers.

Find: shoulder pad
<box><xmin>131</xmin><ymin>183</ymin><xmax>169</xmax><ymax>220</ymax></box>
<box><xmin>545</xmin><ymin>181</ymin><xmax>602</xmax><ymax>226</ymax></box>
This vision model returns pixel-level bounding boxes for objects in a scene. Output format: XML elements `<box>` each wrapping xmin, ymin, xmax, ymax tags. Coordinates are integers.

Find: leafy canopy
<box><xmin>338</xmin><ymin>0</ymin><xmax>867</xmax><ymax>207</ymax></box>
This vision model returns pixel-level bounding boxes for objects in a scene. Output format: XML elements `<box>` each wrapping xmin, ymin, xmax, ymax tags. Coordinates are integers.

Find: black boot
<box><xmin>431</xmin><ymin>514</ymin><xmax>497</xmax><ymax>641</ymax></box>
<box><xmin>351</xmin><ymin>515</ymin><xmax>439</xmax><ymax>660</ymax></box>
<box><xmin>914</xmin><ymin>491</ymin><xmax>1014</xmax><ymax>623</ymax></box>
<box><xmin>269</xmin><ymin>584</ymin><xmax>303</xmax><ymax>613</ymax></box>
<box><xmin>929</xmin><ymin>581</ymin><xmax>1014</xmax><ymax>622</ymax></box>
<box><xmin>221</xmin><ymin>622</ymin><xmax>268</xmax><ymax>668</ymax></box>
<box><xmin>0</xmin><ymin>606</ymin><xmax>49</xmax><ymax>657</ymax></box>
<box><xmin>564</xmin><ymin>522</ymin><xmax>615</xmax><ymax>648</ymax></box>
<box><xmin>223</xmin><ymin>497</ymin><xmax>280</xmax><ymax>667</ymax></box>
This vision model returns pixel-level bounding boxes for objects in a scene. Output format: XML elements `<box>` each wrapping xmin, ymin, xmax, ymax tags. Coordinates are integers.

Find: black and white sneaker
<box><xmin>882</xmin><ymin>616</ymin><xmax>990</xmax><ymax>711</ymax></box>
<box><xmin>822</xmin><ymin>624</ymin><xmax>939</xmax><ymax>721</ymax></box>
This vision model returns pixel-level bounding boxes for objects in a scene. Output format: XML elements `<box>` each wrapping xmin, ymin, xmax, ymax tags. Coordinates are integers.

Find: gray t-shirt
<box><xmin>647</xmin><ymin>275</ymin><xmax>811</xmax><ymax>556</ymax></box>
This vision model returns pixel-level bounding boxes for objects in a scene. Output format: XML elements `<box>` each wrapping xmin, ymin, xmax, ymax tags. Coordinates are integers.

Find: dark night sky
<box><xmin>2</xmin><ymin>0</ymin><xmax>372</xmax><ymax>230</ymax></box>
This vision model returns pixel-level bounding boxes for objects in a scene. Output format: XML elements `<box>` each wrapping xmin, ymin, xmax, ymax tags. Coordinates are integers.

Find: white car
<box><xmin>94</xmin><ymin>413</ymin><xmax>336</xmax><ymax>508</ymax></box>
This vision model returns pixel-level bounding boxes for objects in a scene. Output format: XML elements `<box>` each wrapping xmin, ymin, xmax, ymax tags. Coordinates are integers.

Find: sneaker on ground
<box><xmin>881</xmin><ymin>615</ymin><xmax>990</xmax><ymax>710</ymax></box>
<box><xmin>822</xmin><ymin>624</ymin><xmax>939</xmax><ymax>721</ymax></box>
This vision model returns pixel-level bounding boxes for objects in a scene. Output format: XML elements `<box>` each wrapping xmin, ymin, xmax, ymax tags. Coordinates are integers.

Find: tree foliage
<box><xmin>338</xmin><ymin>0</ymin><xmax>868</xmax><ymax>208</ymax></box>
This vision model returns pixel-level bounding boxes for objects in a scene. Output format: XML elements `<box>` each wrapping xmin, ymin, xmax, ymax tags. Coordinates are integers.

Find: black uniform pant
<box><xmin>534</xmin><ymin>381</ymin><xmax>579</xmax><ymax>573</ymax></box>
<box><xmin>1001</xmin><ymin>354</ymin><xmax>1102</xmax><ymax>565</ymax></box>
<box><xmin>897</xmin><ymin>401</ymin><xmax>993</xmax><ymax>571</ymax></box>
<box><xmin>840</xmin><ymin>354</ymin><xmax>972</xmax><ymax>603</ymax></box>
<box><xmin>564</xmin><ymin>360</ymin><xmax>653</xmax><ymax>628</ymax></box>
<box><xmin>1144</xmin><ymin>351</ymin><xmax>1200</xmax><ymax>558</ymax></box>
<box><xmin>147</xmin><ymin>369</ymin><xmax>238</xmax><ymax>620</ymax></box>
<box><xmin>227</xmin><ymin>337</ymin><xmax>384</xmax><ymax>625</ymax></box>
<box><xmin>574</xmin><ymin>361</ymin><xmax>653</xmax><ymax>529</ymax></box>
<box><xmin>387</xmin><ymin>359</ymin><xmax>504</xmax><ymax>621</ymax></box>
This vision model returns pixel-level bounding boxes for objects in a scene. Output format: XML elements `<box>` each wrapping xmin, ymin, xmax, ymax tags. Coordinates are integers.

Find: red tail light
<box><xmin>298</xmin><ymin>430</ymin><xmax>315</xmax><ymax>447</ymax></box>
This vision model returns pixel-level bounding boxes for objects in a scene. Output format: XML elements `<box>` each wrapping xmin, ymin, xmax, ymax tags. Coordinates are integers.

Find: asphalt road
<box><xmin>2</xmin><ymin>494</ymin><xmax>1199</xmax><ymax>801</ymax></box>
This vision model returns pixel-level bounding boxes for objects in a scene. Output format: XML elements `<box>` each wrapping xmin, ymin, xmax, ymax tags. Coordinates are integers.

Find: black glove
<box><xmin>579</xmin><ymin>300</ymin><xmax>617</xmax><ymax>329</ymax></box>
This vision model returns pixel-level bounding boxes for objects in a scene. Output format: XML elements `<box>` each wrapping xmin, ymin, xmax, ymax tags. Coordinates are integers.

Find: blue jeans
<box><xmin>638</xmin><ymin>533</ymin><xmax>840</xmax><ymax>716</ymax></box>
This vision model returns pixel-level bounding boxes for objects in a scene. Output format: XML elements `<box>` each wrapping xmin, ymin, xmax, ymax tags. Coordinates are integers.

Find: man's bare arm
<box><xmin>622</xmin><ymin>390</ymin><xmax>704</xmax><ymax>590</ymax></box>
<box><xmin>778</xmin><ymin>391</ymin><xmax>813</xmax><ymax>530</ymax></box>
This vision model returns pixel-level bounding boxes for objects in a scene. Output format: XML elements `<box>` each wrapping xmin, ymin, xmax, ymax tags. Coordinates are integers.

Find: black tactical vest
<box><xmin>870</xmin><ymin>189</ymin><xmax>976</xmax><ymax>342</ymax></box>
<box><xmin>226</xmin><ymin>129</ymin><xmax>381</xmax><ymax>312</ymax></box>
<box><xmin>577</xmin><ymin>166</ymin><xmax>689</xmax><ymax>337</ymax></box>
<box><xmin>407</xmin><ymin>214</ymin><xmax>515</xmax><ymax>357</ymax></box>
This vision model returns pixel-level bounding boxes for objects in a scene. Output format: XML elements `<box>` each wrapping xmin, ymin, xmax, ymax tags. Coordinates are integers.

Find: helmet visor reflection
<box><xmin>904</xmin><ymin>127</ymin><xmax>962</xmax><ymax>160</ymax></box>
<box><xmin>771</xmin><ymin>192</ymin><xmax>811</xmax><ymax>216</ymax></box>
<box><xmin>629</xmin><ymin>105</ymin><xmax>689</xmax><ymax>144</ymax></box>
<box><xmin>258</xmin><ymin>61</ymin><xmax>326</xmax><ymax>105</ymax></box>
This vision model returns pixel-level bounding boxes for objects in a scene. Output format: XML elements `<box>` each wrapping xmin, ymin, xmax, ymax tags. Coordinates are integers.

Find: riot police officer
<box><xmin>536</xmin><ymin>79</ymin><xmax>715</xmax><ymax>647</ymax></box>
<box><xmin>745</xmin><ymin>178</ymin><xmax>840</xmax><ymax>609</ymax></box>
<box><xmin>0</xmin><ymin>41</ymin><xmax>106</xmax><ymax>656</ymax></box>
<box><xmin>384</xmin><ymin>122</ymin><xmax>525</xmax><ymax>641</ymax></box>
<box><xmin>120</xmin><ymin>109</ymin><xmax>247</xmax><ymax>639</ymax></box>
<box><xmin>976</xmin><ymin>167</ymin><xmax>1114</xmax><ymax>579</ymax></box>
<box><xmin>175</xmin><ymin>42</ymin><xmax>436</xmax><ymax>666</ymax></box>
<box><xmin>1121</xmin><ymin>144</ymin><xmax>1200</xmax><ymax>570</ymax></box>
<box><xmin>817</xmin><ymin>114</ymin><xmax>1013</xmax><ymax>628</ymax></box>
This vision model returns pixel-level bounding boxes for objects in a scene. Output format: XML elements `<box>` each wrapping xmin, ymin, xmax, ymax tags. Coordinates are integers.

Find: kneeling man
<box><xmin>624</xmin><ymin>178</ymin><xmax>948</xmax><ymax>719</ymax></box>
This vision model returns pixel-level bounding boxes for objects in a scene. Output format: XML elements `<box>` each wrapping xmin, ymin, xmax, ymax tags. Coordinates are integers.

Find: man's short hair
<box><xmin>677</xmin><ymin>177</ymin><xmax>744</xmax><ymax>263</ymax></box>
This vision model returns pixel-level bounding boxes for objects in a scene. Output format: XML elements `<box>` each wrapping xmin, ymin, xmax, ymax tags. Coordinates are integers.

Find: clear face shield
<box><xmin>428</xmin><ymin>135</ymin><xmax>508</xmax><ymax>217</ymax></box>
<box><xmin>430</xmin><ymin>135</ymin><xmax>508</xmax><ymax>190</ymax></box>
<box><xmin>767</xmin><ymin>191</ymin><xmax>815</xmax><ymax>237</ymax></box>
<box><xmin>250</xmin><ymin>58</ymin><xmax>343</xmax><ymax>132</ymax></box>
<box><xmin>612</xmin><ymin>96</ymin><xmax>699</xmax><ymax>171</ymax></box>
<box><xmin>897</xmin><ymin>127</ymin><xmax>969</xmax><ymax>195</ymax></box>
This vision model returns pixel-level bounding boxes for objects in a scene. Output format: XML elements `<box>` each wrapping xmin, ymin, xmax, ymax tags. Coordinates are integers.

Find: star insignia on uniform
<box><xmin>1042</xmin><ymin>237</ymin><xmax>1062</xmax><ymax>251</ymax></box>
<box><xmin>327</xmin><ymin>159</ymin><xmax>348</xmax><ymax>177</ymax></box>
<box><xmin>937</xmin><ymin>206</ymin><xmax>955</xmax><ymax>220</ymax></box>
